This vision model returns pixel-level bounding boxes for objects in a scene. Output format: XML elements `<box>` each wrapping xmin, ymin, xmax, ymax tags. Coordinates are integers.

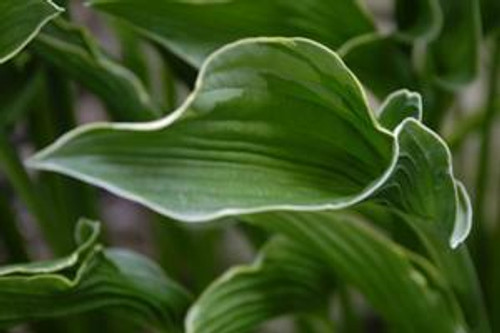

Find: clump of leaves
<box><xmin>0</xmin><ymin>0</ymin><xmax>499</xmax><ymax>332</ymax></box>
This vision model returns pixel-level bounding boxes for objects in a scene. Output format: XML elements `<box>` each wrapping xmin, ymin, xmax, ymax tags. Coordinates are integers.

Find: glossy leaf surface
<box><xmin>29</xmin><ymin>38</ymin><xmax>394</xmax><ymax>222</ymax></box>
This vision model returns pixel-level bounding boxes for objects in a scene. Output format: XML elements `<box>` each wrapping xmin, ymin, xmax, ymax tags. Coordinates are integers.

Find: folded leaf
<box><xmin>28</xmin><ymin>38</ymin><xmax>395</xmax><ymax>222</ymax></box>
<box><xmin>89</xmin><ymin>0</ymin><xmax>375</xmax><ymax>68</ymax></box>
<box><xmin>187</xmin><ymin>236</ymin><xmax>331</xmax><ymax>333</ymax></box>
<box><xmin>0</xmin><ymin>0</ymin><xmax>62</xmax><ymax>64</ymax></box>
<box><xmin>0</xmin><ymin>219</ymin><xmax>191</xmax><ymax>332</ymax></box>
<box><xmin>27</xmin><ymin>36</ymin><xmax>470</xmax><ymax>253</ymax></box>
<box><xmin>377</xmin><ymin>89</ymin><xmax>423</xmax><ymax>130</ymax></box>
<box><xmin>33</xmin><ymin>20</ymin><xmax>159</xmax><ymax>121</ymax></box>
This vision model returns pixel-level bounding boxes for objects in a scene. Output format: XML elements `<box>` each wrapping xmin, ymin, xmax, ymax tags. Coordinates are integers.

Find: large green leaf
<box><xmin>0</xmin><ymin>219</ymin><xmax>191</xmax><ymax>332</ymax></box>
<box><xmin>33</xmin><ymin>20</ymin><xmax>159</xmax><ymax>121</ymax></box>
<box><xmin>187</xmin><ymin>236</ymin><xmax>331</xmax><ymax>333</ymax></box>
<box><xmin>0</xmin><ymin>0</ymin><xmax>62</xmax><ymax>64</ymax></box>
<box><xmin>188</xmin><ymin>211</ymin><xmax>469</xmax><ymax>332</ymax></box>
<box><xmin>27</xmin><ymin>36</ymin><xmax>469</xmax><ymax>251</ymax></box>
<box><xmin>89</xmin><ymin>0</ymin><xmax>375</xmax><ymax>68</ymax></box>
<box><xmin>28</xmin><ymin>38</ymin><xmax>394</xmax><ymax>222</ymax></box>
<box><xmin>28</xmin><ymin>37</ymin><xmax>486</xmax><ymax>330</ymax></box>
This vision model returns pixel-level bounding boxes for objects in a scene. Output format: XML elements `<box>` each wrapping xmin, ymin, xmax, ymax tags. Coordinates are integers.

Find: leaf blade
<box><xmin>89</xmin><ymin>0</ymin><xmax>375</xmax><ymax>68</ymax></box>
<box><xmin>0</xmin><ymin>0</ymin><xmax>62</xmax><ymax>64</ymax></box>
<box><xmin>0</xmin><ymin>219</ymin><xmax>192</xmax><ymax>331</ymax></box>
<box><xmin>186</xmin><ymin>236</ymin><xmax>331</xmax><ymax>333</ymax></box>
<box><xmin>33</xmin><ymin>20</ymin><xmax>159</xmax><ymax>121</ymax></box>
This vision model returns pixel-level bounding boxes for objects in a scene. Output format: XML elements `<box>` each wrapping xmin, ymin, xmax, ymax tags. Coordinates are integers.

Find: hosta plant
<box><xmin>0</xmin><ymin>0</ymin><xmax>499</xmax><ymax>332</ymax></box>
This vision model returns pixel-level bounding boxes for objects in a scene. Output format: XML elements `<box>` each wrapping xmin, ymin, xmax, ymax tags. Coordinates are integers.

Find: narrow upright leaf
<box><xmin>0</xmin><ymin>65</ymin><xmax>43</xmax><ymax>128</ymax></box>
<box><xmin>33</xmin><ymin>20</ymin><xmax>159</xmax><ymax>121</ymax></box>
<box><xmin>0</xmin><ymin>0</ymin><xmax>62</xmax><ymax>64</ymax></box>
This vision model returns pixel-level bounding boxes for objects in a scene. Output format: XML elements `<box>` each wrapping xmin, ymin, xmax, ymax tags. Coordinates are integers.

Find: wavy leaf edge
<box><xmin>27</xmin><ymin>37</ymin><xmax>471</xmax><ymax>248</ymax></box>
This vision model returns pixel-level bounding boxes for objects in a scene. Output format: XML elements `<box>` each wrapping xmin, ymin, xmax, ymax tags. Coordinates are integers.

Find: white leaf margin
<box><xmin>26</xmin><ymin>37</ymin><xmax>472</xmax><ymax>248</ymax></box>
<box><xmin>0</xmin><ymin>0</ymin><xmax>64</xmax><ymax>64</ymax></box>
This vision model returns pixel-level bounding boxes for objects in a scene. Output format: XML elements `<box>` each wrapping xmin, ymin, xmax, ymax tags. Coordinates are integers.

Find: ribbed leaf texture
<box><xmin>0</xmin><ymin>219</ymin><xmax>191</xmax><ymax>332</ymax></box>
<box><xmin>29</xmin><ymin>37</ymin><xmax>487</xmax><ymax>331</ymax></box>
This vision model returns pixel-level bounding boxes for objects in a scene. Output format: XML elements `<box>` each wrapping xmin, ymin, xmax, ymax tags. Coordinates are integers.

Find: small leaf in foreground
<box><xmin>0</xmin><ymin>219</ymin><xmax>191</xmax><ymax>332</ymax></box>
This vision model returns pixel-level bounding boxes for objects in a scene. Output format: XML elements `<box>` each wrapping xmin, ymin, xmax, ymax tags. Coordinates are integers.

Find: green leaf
<box><xmin>394</xmin><ymin>0</ymin><xmax>443</xmax><ymax>42</ymax></box>
<box><xmin>429</xmin><ymin>0</ymin><xmax>481</xmax><ymax>87</ymax></box>
<box><xmin>0</xmin><ymin>219</ymin><xmax>191</xmax><ymax>332</ymax></box>
<box><xmin>27</xmin><ymin>37</ymin><xmax>471</xmax><ymax>249</ymax></box>
<box><xmin>186</xmin><ymin>236</ymin><xmax>331</xmax><ymax>333</ymax></box>
<box><xmin>0</xmin><ymin>64</ymin><xmax>43</xmax><ymax>128</ymax></box>
<box><xmin>32</xmin><ymin>20</ymin><xmax>159</xmax><ymax>121</ymax></box>
<box><xmin>89</xmin><ymin>0</ymin><xmax>375</xmax><ymax>68</ymax></box>
<box><xmin>377</xmin><ymin>89</ymin><xmax>423</xmax><ymax>131</ymax></box>
<box><xmin>27</xmin><ymin>37</ymin><xmax>486</xmax><ymax>330</ymax></box>
<box><xmin>28</xmin><ymin>38</ymin><xmax>394</xmax><ymax>222</ymax></box>
<box><xmin>242</xmin><ymin>212</ymin><xmax>467</xmax><ymax>333</ymax></box>
<box><xmin>0</xmin><ymin>0</ymin><xmax>62</xmax><ymax>64</ymax></box>
<box><xmin>481</xmin><ymin>0</ymin><xmax>500</xmax><ymax>35</ymax></box>
<box><xmin>339</xmin><ymin>34</ymin><xmax>418</xmax><ymax>98</ymax></box>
